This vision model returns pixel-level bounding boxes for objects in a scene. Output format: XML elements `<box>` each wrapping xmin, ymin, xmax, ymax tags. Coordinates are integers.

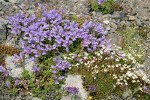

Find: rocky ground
<box><xmin>0</xmin><ymin>0</ymin><xmax>150</xmax><ymax>99</ymax></box>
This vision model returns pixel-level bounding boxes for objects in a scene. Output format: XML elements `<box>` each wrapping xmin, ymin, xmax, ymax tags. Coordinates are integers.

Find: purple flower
<box><xmin>88</xmin><ymin>85</ymin><xmax>96</xmax><ymax>92</ymax></box>
<box><xmin>65</xmin><ymin>86</ymin><xmax>79</xmax><ymax>95</ymax></box>
<box><xmin>52</xmin><ymin>58</ymin><xmax>71</xmax><ymax>71</ymax></box>
<box><xmin>143</xmin><ymin>86</ymin><xmax>148</xmax><ymax>90</ymax></box>
<box><xmin>98</xmin><ymin>0</ymin><xmax>103</xmax><ymax>4</ymax></box>
<box><xmin>6</xmin><ymin>81</ymin><xmax>11</xmax><ymax>89</ymax></box>
<box><xmin>73</xmin><ymin>54</ymin><xmax>77</xmax><ymax>58</ymax></box>
<box><xmin>143</xmin><ymin>86</ymin><xmax>150</xmax><ymax>95</ymax></box>
<box><xmin>58</xmin><ymin>76</ymin><xmax>64</xmax><ymax>80</ymax></box>
<box><xmin>55</xmin><ymin>80</ymin><xmax>59</xmax><ymax>84</ymax></box>
<box><xmin>0</xmin><ymin>66</ymin><xmax>9</xmax><ymax>76</ymax></box>
<box><xmin>32</xmin><ymin>66</ymin><xmax>40</xmax><ymax>72</ymax></box>
<box><xmin>15</xmin><ymin>79</ymin><xmax>20</xmax><ymax>86</ymax></box>
<box><xmin>0</xmin><ymin>66</ymin><xmax>5</xmax><ymax>72</ymax></box>
<box><xmin>82</xmin><ymin>41</ymin><xmax>90</xmax><ymax>47</ymax></box>
<box><xmin>104</xmin><ymin>44</ymin><xmax>111</xmax><ymax>52</ymax></box>
<box><xmin>98</xmin><ymin>0</ymin><xmax>107</xmax><ymax>5</ymax></box>
<box><xmin>52</xmin><ymin>70</ymin><xmax>57</xmax><ymax>74</ymax></box>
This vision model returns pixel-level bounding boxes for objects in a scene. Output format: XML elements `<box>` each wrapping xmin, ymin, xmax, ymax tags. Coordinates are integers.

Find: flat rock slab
<box><xmin>5</xmin><ymin>55</ymin><xmax>34</xmax><ymax>78</ymax></box>
<box><xmin>61</xmin><ymin>75</ymin><xmax>88</xmax><ymax>100</ymax></box>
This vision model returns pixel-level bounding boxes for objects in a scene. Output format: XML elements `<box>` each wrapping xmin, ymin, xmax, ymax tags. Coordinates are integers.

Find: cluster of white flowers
<box><xmin>63</xmin><ymin>45</ymin><xmax>150</xmax><ymax>92</ymax></box>
<box><xmin>103</xmin><ymin>45</ymin><xmax>150</xmax><ymax>89</ymax></box>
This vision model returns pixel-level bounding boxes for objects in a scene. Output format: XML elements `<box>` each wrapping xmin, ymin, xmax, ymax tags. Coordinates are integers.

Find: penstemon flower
<box><xmin>97</xmin><ymin>0</ymin><xmax>107</xmax><ymax>5</ymax></box>
<box><xmin>88</xmin><ymin>85</ymin><xmax>96</xmax><ymax>92</ymax></box>
<box><xmin>0</xmin><ymin>65</ymin><xmax>9</xmax><ymax>76</ymax></box>
<box><xmin>15</xmin><ymin>79</ymin><xmax>20</xmax><ymax>86</ymax></box>
<box><xmin>6</xmin><ymin>80</ymin><xmax>11</xmax><ymax>88</ymax></box>
<box><xmin>32</xmin><ymin>65</ymin><xmax>40</xmax><ymax>72</ymax></box>
<box><xmin>8</xmin><ymin>6</ymin><xmax>108</xmax><ymax>61</ymax></box>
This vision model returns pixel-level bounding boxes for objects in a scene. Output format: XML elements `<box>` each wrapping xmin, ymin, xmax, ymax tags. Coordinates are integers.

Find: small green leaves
<box><xmin>22</xmin><ymin>70</ymin><xmax>30</xmax><ymax>80</ymax></box>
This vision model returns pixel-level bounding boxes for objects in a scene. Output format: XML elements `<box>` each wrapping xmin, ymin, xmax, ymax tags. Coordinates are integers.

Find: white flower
<box><xmin>97</xmin><ymin>53</ymin><xmax>101</xmax><ymax>56</ymax></box>
<box><xmin>108</xmin><ymin>65</ymin><xmax>110</xmax><ymax>68</ymax></box>
<box><xmin>104</xmin><ymin>69</ymin><xmax>108</xmax><ymax>72</ymax></box>
<box><xmin>116</xmin><ymin>64</ymin><xmax>119</xmax><ymax>67</ymax></box>
<box><xmin>132</xmin><ymin>80</ymin><xmax>136</xmax><ymax>83</ymax></box>
<box><xmin>95</xmin><ymin>70</ymin><xmax>98</xmax><ymax>73</ymax></box>
<box><xmin>120</xmin><ymin>68</ymin><xmax>124</xmax><ymax>70</ymax></box>
<box><xmin>116</xmin><ymin>58</ymin><xmax>119</xmax><ymax>61</ymax></box>
<box><xmin>126</xmin><ymin>71</ymin><xmax>132</xmax><ymax>77</ymax></box>
<box><xmin>113</xmin><ymin>74</ymin><xmax>117</xmax><ymax>79</ymax></box>
<box><xmin>113</xmin><ymin>85</ymin><xmax>116</xmax><ymax>88</ymax></box>
<box><xmin>102</xmin><ymin>65</ymin><xmax>104</xmax><ymax>67</ymax></box>
<box><xmin>111</xmin><ymin>65</ymin><xmax>115</xmax><ymax>68</ymax></box>
<box><xmin>95</xmin><ymin>65</ymin><xmax>98</xmax><ymax>68</ymax></box>
<box><xmin>125</xmin><ymin>82</ymin><xmax>128</xmax><ymax>85</ymax></box>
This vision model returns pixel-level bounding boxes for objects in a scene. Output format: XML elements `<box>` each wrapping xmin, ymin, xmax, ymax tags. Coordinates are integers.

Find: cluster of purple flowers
<box><xmin>51</xmin><ymin>58</ymin><xmax>71</xmax><ymax>84</ymax></box>
<box><xmin>8</xmin><ymin>5</ymin><xmax>108</xmax><ymax>61</ymax></box>
<box><xmin>52</xmin><ymin>58</ymin><xmax>71</xmax><ymax>71</ymax></box>
<box><xmin>7</xmin><ymin>5</ymin><xmax>110</xmax><ymax>85</ymax></box>
<box><xmin>53</xmin><ymin>75</ymin><xmax>65</xmax><ymax>84</ymax></box>
<box><xmin>65</xmin><ymin>86</ymin><xmax>79</xmax><ymax>95</ymax></box>
<box><xmin>32</xmin><ymin>65</ymin><xmax>40</xmax><ymax>72</ymax></box>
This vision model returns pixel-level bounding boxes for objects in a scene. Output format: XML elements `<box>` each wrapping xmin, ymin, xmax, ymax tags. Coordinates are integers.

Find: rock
<box><xmin>111</xmin><ymin>12</ymin><xmax>120</xmax><ymax>19</ymax></box>
<box><xmin>136</xmin><ymin>19</ymin><xmax>142</xmax><ymax>26</ymax></box>
<box><xmin>110</xmin><ymin>22</ymin><xmax>117</xmax><ymax>30</ymax></box>
<box><xmin>71</xmin><ymin>0</ymin><xmax>78</xmax><ymax>2</ymax></box>
<box><xmin>122</xmin><ymin>88</ymin><xmax>132</xmax><ymax>99</ymax></box>
<box><xmin>106</xmin><ymin>25</ymin><xmax>111</xmax><ymax>31</ymax></box>
<box><xmin>128</xmin><ymin>16</ymin><xmax>136</xmax><ymax>21</ymax></box>
<box><xmin>8</xmin><ymin>0</ymin><xmax>18</xmax><ymax>3</ymax></box>
<box><xmin>103</xmin><ymin>20</ymin><xmax>110</xmax><ymax>25</ymax></box>
<box><xmin>25</xmin><ymin>96</ymin><xmax>33</xmax><ymax>100</ymax></box>
<box><xmin>61</xmin><ymin>75</ymin><xmax>88</xmax><ymax>100</ymax></box>
<box><xmin>32</xmin><ymin>97</ymin><xmax>41</xmax><ymax>100</ymax></box>
<box><xmin>120</xmin><ymin>21</ymin><xmax>126</xmax><ymax>25</ymax></box>
<box><xmin>108</xmin><ymin>33</ymin><xmax>125</xmax><ymax>48</ymax></box>
<box><xmin>119</xmin><ymin>12</ymin><xmax>127</xmax><ymax>19</ymax></box>
<box><xmin>5</xmin><ymin>55</ymin><xmax>35</xmax><ymax>78</ymax></box>
<box><xmin>110</xmin><ymin>95</ymin><xmax>122</xmax><ymax>100</ymax></box>
<box><xmin>0</xmin><ymin>18</ymin><xmax>8</xmax><ymax>43</ymax></box>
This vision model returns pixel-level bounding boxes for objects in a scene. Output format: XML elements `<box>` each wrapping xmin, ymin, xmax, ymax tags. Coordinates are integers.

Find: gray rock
<box><xmin>26</xmin><ymin>96</ymin><xmax>33</xmax><ymax>100</ymax></box>
<box><xmin>5</xmin><ymin>55</ymin><xmax>35</xmax><ymax>78</ymax></box>
<box><xmin>103</xmin><ymin>20</ymin><xmax>110</xmax><ymax>25</ymax></box>
<box><xmin>119</xmin><ymin>12</ymin><xmax>127</xmax><ymax>19</ymax></box>
<box><xmin>106</xmin><ymin>25</ymin><xmax>111</xmax><ymax>31</ymax></box>
<box><xmin>128</xmin><ymin>15</ymin><xmax>136</xmax><ymax>21</ymax></box>
<box><xmin>111</xmin><ymin>12</ymin><xmax>121</xmax><ymax>19</ymax></box>
<box><xmin>71</xmin><ymin>0</ymin><xmax>78</xmax><ymax>2</ymax></box>
<box><xmin>122</xmin><ymin>88</ymin><xmax>132</xmax><ymax>99</ymax></box>
<box><xmin>0</xmin><ymin>18</ymin><xmax>8</xmax><ymax>43</ymax></box>
<box><xmin>110</xmin><ymin>22</ymin><xmax>117</xmax><ymax>30</ymax></box>
<box><xmin>61</xmin><ymin>75</ymin><xmax>88</xmax><ymax>100</ymax></box>
<box><xmin>32</xmin><ymin>97</ymin><xmax>41</xmax><ymax>100</ymax></box>
<box><xmin>110</xmin><ymin>95</ymin><xmax>122</xmax><ymax>100</ymax></box>
<box><xmin>111</xmin><ymin>11</ymin><xmax>127</xmax><ymax>19</ymax></box>
<box><xmin>108</xmin><ymin>33</ymin><xmax>124</xmax><ymax>48</ymax></box>
<box><xmin>8</xmin><ymin>0</ymin><xmax>18</xmax><ymax>3</ymax></box>
<box><xmin>136</xmin><ymin>19</ymin><xmax>142</xmax><ymax>26</ymax></box>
